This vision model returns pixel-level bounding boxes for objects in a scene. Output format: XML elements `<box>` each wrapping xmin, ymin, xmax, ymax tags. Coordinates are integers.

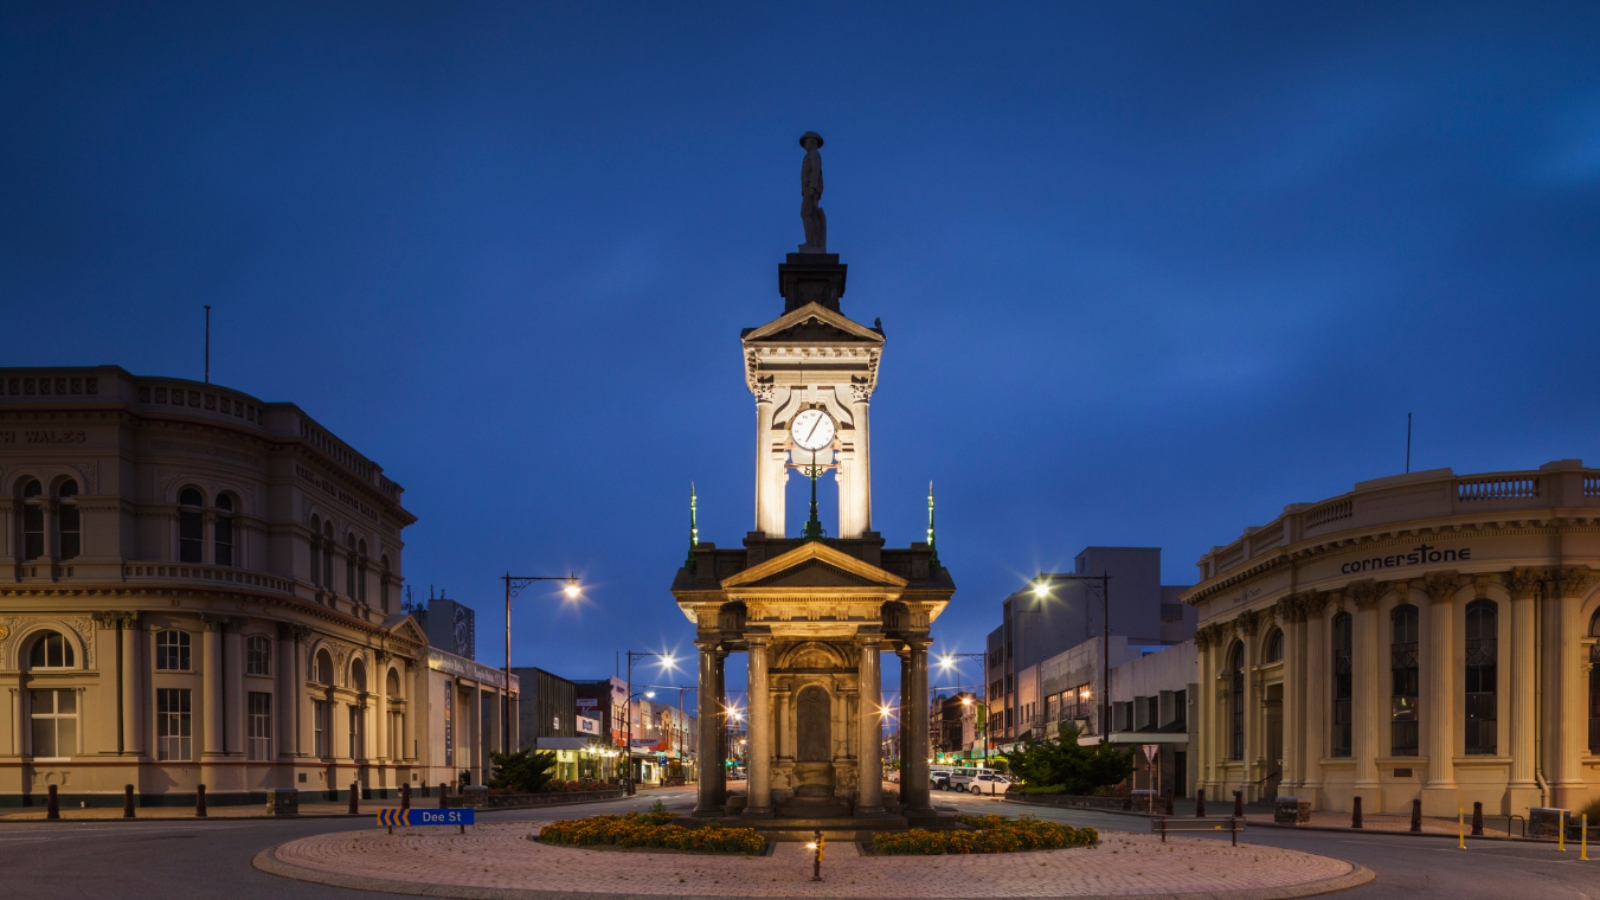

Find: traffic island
<box><xmin>255</xmin><ymin>821</ymin><xmax>1375</xmax><ymax>899</ymax></box>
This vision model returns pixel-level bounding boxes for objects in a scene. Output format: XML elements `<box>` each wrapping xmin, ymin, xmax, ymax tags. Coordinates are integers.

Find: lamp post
<box><xmin>623</xmin><ymin>651</ymin><xmax>679</xmax><ymax>795</ymax></box>
<box><xmin>1029</xmin><ymin>573</ymin><xmax>1112</xmax><ymax>740</ymax></box>
<box><xmin>937</xmin><ymin>652</ymin><xmax>988</xmax><ymax>766</ymax></box>
<box><xmin>501</xmin><ymin>573</ymin><xmax>581</xmax><ymax>755</ymax></box>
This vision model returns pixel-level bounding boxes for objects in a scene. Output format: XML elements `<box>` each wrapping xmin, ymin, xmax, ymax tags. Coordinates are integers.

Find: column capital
<box><xmin>91</xmin><ymin>611</ymin><xmax>139</xmax><ymax>629</ymax></box>
<box><xmin>200</xmin><ymin>614</ymin><xmax>239</xmax><ymax>632</ymax></box>
<box><xmin>278</xmin><ymin>622</ymin><xmax>312</xmax><ymax>642</ymax></box>
<box><xmin>1238</xmin><ymin>609</ymin><xmax>1261</xmax><ymax>635</ymax></box>
<box><xmin>1505</xmin><ymin>567</ymin><xmax>1544</xmax><ymax>600</ymax></box>
<box><xmin>1554</xmin><ymin>566</ymin><xmax>1593</xmax><ymax>599</ymax></box>
<box><xmin>1422</xmin><ymin>571</ymin><xmax>1462</xmax><ymax>604</ymax></box>
<box><xmin>1345</xmin><ymin>580</ymin><xmax>1382</xmax><ymax>610</ymax></box>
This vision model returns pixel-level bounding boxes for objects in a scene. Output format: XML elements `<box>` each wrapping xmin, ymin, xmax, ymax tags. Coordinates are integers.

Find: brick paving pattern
<box><xmin>269</xmin><ymin>822</ymin><xmax>1356</xmax><ymax>898</ymax></box>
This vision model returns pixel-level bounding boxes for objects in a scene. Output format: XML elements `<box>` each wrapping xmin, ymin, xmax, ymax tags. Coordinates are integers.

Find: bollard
<box><xmin>1410</xmin><ymin>798</ymin><xmax>1422</xmax><ymax>833</ymax></box>
<box><xmin>348</xmin><ymin>782</ymin><xmax>359</xmax><ymax>815</ymax></box>
<box><xmin>1195</xmin><ymin>788</ymin><xmax>1206</xmax><ymax>817</ymax></box>
<box><xmin>124</xmin><ymin>784</ymin><xmax>136</xmax><ymax>819</ymax></box>
<box><xmin>47</xmin><ymin>784</ymin><xmax>59</xmax><ymax>821</ymax></box>
<box><xmin>1472</xmin><ymin>801</ymin><xmax>1483</xmax><ymax>836</ymax></box>
<box><xmin>1352</xmin><ymin>796</ymin><xmax>1363</xmax><ymax>829</ymax></box>
<box><xmin>809</xmin><ymin>829</ymin><xmax>824</xmax><ymax>881</ymax></box>
<box><xmin>1560</xmin><ymin>810</ymin><xmax>1567</xmax><ymax>852</ymax></box>
<box><xmin>1233</xmin><ymin>790</ymin><xmax>1243</xmax><ymax>819</ymax></box>
<box><xmin>400</xmin><ymin>783</ymin><xmax>411</xmax><ymax>813</ymax></box>
<box><xmin>1458</xmin><ymin>808</ymin><xmax>1465</xmax><ymax>850</ymax></box>
<box><xmin>1165</xmin><ymin>789</ymin><xmax>1174</xmax><ymax>816</ymax></box>
<box><xmin>196</xmin><ymin>784</ymin><xmax>207</xmax><ymax>818</ymax></box>
<box><xmin>438</xmin><ymin>782</ymin><xmax>448</xmax><ymax>810</ymax></box>
<box><xmin>1582</xmin><ymin>814</ymin><xmax>1589</xmax><ymax>862</ymax></box>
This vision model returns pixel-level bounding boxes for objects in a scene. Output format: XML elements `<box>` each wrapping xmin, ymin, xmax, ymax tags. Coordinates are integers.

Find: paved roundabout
<box><xmin>254</xmin><ymin>821</ymin><xmax>1374</xmax><ymax>900</ymax></box>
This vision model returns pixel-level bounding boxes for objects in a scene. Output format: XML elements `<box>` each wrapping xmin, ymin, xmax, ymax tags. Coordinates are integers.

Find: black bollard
<box><xmin>123</xmin><ymin>784</ymin><xmax>136</xmax><ymax>819</ymax></box>
<box><xmin>1410</xmin><ymin>798</ymin><xmax>1422</xmax><ymax>833</ymax></box>
<box><xmin>349</xmin><ymin>782</ymin><xmax>359</xmax><ymax>815</ymax></box>
<box><xmin>1352</xmin><ymin>795</ymin><xmax>1363</xmax><ymax>829</ymax></box>
<box><xmin>1165</xmin><ymin>789</ymin><xmax>1174</xmax><ymax>816</ymax></box>
<box><xmin>400</xmin><ymin>783</ymin><xmax>411</xmax><ymax>812</ymax></box>
<box><xmin>47</xmin><ymin>784</ymin><xmax>59</xmax><ymax>821</ymax></box>
<box><xmin>438</xmin><ymin>782</ymin><xmax>448</xmax><ymax>809</ymax></box>
<box><xmin>1195</xmin><ymin>788</ymin><xmax>1206</xmax><ymax>817</ymax></box>
<box><xmin>1233</xmin><ymin>790</ymin><xmax>1244</xmax><ymax>819</ymax></box>
<box><xmin>1472</xmin><ymin>801</ymin><xmax>1483</xmax><ymax>836</ymax></box>
<box><xmin>196</xmin><ymin>784</ymin><xmax>207</xmax><ymax>818</ymax></box>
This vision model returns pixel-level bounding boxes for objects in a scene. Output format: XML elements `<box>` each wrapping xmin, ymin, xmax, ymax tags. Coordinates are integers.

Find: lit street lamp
<box><xmin>1029</xmin><ymin>573</ymin><xmax>1112</xmax><ymax>740</ymax></box>
<box><xmin>623</xmin><ymin>650</ymin><xmax>679</xmax><ymax>795</ymax></box>
<box><xmin>501</xmin><ymin>572</ymin><xmax>582</xmax><ymax>754</ymax></box>
<box><xmin>937</xmin><ymin>652</ymin><xmax>988</xmax><ymax>767</ymax></box>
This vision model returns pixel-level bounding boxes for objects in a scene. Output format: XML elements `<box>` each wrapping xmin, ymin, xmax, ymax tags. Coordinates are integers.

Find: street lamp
<box><xmin>501</xmin><ymin>572</ymin><xmax>582</xmax><ymax>754</ymax></box>
<box><xmin>937</xmin><ymin>652</ymin><xmax>988</xmax><ymax>767</ymax></box>
<box><xmin>1029</xmin><ymin>573</ymin><xmax>1112</xmax><ymax>741</ymax></box>
<box><xmin>623</xmin><ymin>650</ymin><xmax>679</xmax><ymax>795</ymax></box>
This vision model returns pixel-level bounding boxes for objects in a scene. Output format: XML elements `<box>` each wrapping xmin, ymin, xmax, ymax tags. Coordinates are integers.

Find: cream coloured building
<box><xmin>0</xmin><ymin>366</ymin><xmax>497</xmax><ymax>807</ymax></box>
<box><xmin>1184</xmin><ymin>461</ymin><xmax>1600</xmax><ymax>818</ymax></box>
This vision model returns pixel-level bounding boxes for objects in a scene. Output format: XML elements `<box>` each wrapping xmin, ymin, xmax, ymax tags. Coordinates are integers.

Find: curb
<box><xmin>252</xmin><ymin>842</ymin><xmax>1376</xmax><ymax>900</ymax></box>
<box><xmin>1</xmin><ymin>792</ymin><xmax>653</xmax><ymax>826</ymax></box>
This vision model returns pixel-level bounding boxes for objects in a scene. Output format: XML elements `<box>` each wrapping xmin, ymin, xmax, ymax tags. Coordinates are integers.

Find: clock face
<box><xmin>790</xmin><ymin>409</ymin><xmax>836</xmax><ymax>452</ymax></box>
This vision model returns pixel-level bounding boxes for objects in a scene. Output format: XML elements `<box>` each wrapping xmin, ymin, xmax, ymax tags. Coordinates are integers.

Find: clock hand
<box><xmin>804</xmin><ymin>415</ymin><xmax>823</xmax><ymax>446</ymax></box>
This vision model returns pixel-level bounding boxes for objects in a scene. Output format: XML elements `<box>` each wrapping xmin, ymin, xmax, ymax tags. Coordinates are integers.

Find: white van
<box><xmin>946</xmin><ymin>766</ymin><xmax>999</xmax><ymax>790</ymax></box>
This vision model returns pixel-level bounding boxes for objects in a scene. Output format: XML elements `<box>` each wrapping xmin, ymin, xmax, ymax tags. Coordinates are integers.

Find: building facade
<box><xmin>0</xmin><ymin>367</ymin><xmax>437</xmax><ymax>806</ymax></box>
<box><xmin>1185</xmin><ymin>461</ymin><xmax>1600</xmax><ymax>817</ymax></box>
<box><xmin>420</xmin><ymin>648</ymin><xmax>517</xmax><ymax>790</ymax></box>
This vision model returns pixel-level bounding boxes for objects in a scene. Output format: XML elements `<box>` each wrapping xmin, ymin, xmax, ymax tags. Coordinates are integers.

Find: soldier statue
<box><xmin>799</xmin><ymin>131</ymin><xmax>827</xmax><ymax>253</ymax></box>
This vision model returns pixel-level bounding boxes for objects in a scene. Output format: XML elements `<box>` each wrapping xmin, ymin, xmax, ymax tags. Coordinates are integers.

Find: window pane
<box><xmin>57</xmin><ymin>690</ymin><xmax>75</xmax><ymax>714</ymax></box>
<box><xmin>30</xmin><ymin>690</ymin><xmax>53</xmax><ymax>714</ymax></box>
<box><xmin>57</xmin><ymin>718</ymin><xmax>75</xmax><ymax>756</ymax></box>
<box><xmin>32</xmin><ymin>718</ymin><xmax>56</xmax><ymax>758</ymax></box>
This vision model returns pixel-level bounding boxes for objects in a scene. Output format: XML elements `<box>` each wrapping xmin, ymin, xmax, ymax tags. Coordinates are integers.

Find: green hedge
<box><xmin>870</xmin><ymin>814</ymin><xmax>1098</xmax><ymax>855</ymax></box>
<box><xmin>537</xmin><ymin>812</ymin><xmax>765</xmax><ymax>855</ymax></box>
<box><xmin>1011</xmin><ymin>784</ymin><xmax>1067</xmax><ymax>796</ymax></box>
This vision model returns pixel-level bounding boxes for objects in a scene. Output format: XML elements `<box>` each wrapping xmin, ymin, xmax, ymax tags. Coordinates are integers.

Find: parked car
<box><xmin>888</xmin><ymin>770</ymin><xmax>900</xmax><ymax>784</ymax></box>
<box><xmin>946</xmin><ymin>766</ymin><xmax>999</xmax><ymax>791</ymax></box>
<box><xmin>967</xmin><ymin>774</ymin><xmax>1012</xmax><ymax>795</ymax></box>
<box><xmin>930</xmin><ymin>765</ymin><xmax>954</xmax><ymax>790</ymax></box>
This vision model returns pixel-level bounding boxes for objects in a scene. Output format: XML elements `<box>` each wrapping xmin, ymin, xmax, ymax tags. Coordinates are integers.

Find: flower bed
<box><xmin>537</xmin><ymin>812</ymin><xmax>766</xmax><ymax>855</ymax></box>
<box><xmin>870</xmin><ymin>814</ymin><xmax>1098</xmax><ymax>855</ymax></box>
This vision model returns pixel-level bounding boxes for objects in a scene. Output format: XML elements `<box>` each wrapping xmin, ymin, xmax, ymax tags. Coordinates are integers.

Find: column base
<box><xmin>854</xmin><ymin>805</ymin><xmax>886</xmax><ymax>817</ymax></box>
<box><xmin>691</xmin><ymin>805</ymin><xmax>725</xmax><ymax>818</ymax></box>
<box><xmin>1505</xmin><ymin>785</ymin><xmax>1542</xmax><ymax>817</ymax></box>
<box><xmin>1419</xmin><ymin>784</ymin><xmax>1459</xmax><ymax>818</ymax></box>
<box><xmin>741</xmin><ymin>806</ymin><xmax>775</xmax><ymax>819</ymax></box>
<box><xmin>1551</xmin><ymin>781</ymin><xmax>1591</xmax><ymax>811</ymax></box>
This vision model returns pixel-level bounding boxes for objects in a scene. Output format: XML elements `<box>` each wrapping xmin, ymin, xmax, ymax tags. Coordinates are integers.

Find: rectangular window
<box><xmin>178</xmin><ymin>510</ymin><xmax>203</xmax><ymax>563</ymax></box>
<box><xmin>248</xmin><ymin>692</ymin><xmax>272</xmax><ymax>761</ymax></box>
<box><xmin>29</xmin><ymin>689</ymin><xmax>77</xmax><ymax>758</ymax></box>
<box><xmin>214</xmin><ymin>516</ymin><xmax>233</xmax><ymax>567</ymax></box>
<box><xmin>156</xmin><ymin>688</ymin><xmax>192</xmax><ymax>761</ymax></box>
<box><xmin>23</xmin><ymin>503</ymin><xmax>44</xmax><ymax>560</ymax></box>
<box><xmin>390</xmin><ymin>711</ymin><xmax>404</xmax><ymax>759</ymax></box>
<box><xmin>1391</xmin><ymin>608</ymin><xmax>1420</xmax><ymax>756</ymax></box>
<box><xmin>313</xmin><ymin>699</ymin><xmax>330</xmax><ymax>758</ymax></box>
<box><xmin>349</xmin><ymin>705</ymin><xmax>365</xmax><ymax>760</ymax></box>
<box><xmin>246</xmin><ymin>636</ymin><xmax>271</xmax><ymax>676</ymax></box>
<box><xmin>1465</xmin><ymin>602</ymin><xmax>1498</xmax><ymax>755</ymax></box>
<box><xmin>58</xmin><ymin>503</ymin><xmax>80</xmax><ymax>560</ymax></box>
<box><xmin>1332</xmin><ymin>615</ymin><xmax>1354</xmax><ymax>758</ymax></box>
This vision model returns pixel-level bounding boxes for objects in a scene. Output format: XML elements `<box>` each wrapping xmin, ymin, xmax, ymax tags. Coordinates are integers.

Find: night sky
<box><xmin>5</xmin><ymin>3</ymin><xmax>1599</xmax><ymax>697</ymax></box>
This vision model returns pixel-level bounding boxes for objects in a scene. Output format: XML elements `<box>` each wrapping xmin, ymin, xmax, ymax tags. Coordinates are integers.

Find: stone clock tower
<box><xmin>672</xmin><ymin>134</ymin><xmax>954</xmax><ymax>829</ymax></box>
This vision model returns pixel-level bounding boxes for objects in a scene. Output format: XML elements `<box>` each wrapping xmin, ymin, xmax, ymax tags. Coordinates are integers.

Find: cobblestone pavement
<box><xmin>265</xmin><ymin>821</ymin><xmax>1362</xmax><ymax>898</ymax></box>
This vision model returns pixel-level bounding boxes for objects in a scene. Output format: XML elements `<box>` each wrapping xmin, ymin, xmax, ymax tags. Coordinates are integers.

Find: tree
<box><xmin>487</xmin><ymin>749</ymin><xmax>557</xmax><ymax>793</ymax></box>
<box><xmin>1010</xmin><ymin>724</ymin><xmax>1134</xmax><ymax>795</ymax></box>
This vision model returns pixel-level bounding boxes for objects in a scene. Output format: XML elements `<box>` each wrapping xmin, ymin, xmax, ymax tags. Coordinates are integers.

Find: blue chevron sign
<box><xmin>376</xmin><ymin>808</ymin><xmax>475</xmax><ymax>827</ymax></box>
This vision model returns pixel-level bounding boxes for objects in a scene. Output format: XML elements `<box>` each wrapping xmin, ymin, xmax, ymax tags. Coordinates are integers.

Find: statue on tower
<box><xmin>799</xmin><ymin>131</ymin><xmax>827</xmax><ymax>253</ymax></box>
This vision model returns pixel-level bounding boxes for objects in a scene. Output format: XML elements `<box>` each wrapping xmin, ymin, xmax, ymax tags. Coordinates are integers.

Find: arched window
<box><xmin>1227</xmin><ymin>641</ymin><xmax>1244</xmax><ymax>761</ymax></box>
<box><xmin>28</xmin><ymin>630</ymin><xmax>76</xmax><ymax>669</ymax></box>
<box><xmin>357</xmin><ymin>539</ymin><xmax>368</xmax><ymax>605</ymax></box>
<box><xmin>246</xmin><ymin>635</ymin><xmax>271</xmax><ymax>676</ymax></box>
<box><xmin>20</xmin><ymin>479</ymin><xmax>44</xmax><ymax>560</ymax></box>
<box><xmin>351</xmin><ymin>657</ymin><xmax>367</xmax><ymax>693</ymax></box>
<box><xmin>57</xmin><ymin>480</ymin><xmax>80</xmax><ymax>560</ymax></box>
<box><xmin>321</xmin><ymin>520</ymin><xmax>334</xmax><ymax>588</ymax></box>
<box><xmin>345</xmin><ymin>535</ymin><xmax>357</xmax><ymax>597</ymax></box>
<box><xmin>379</xmin><ymin>555</ymin><xmax>392</xmax><ymax>611</ymax></box>
<box><xmin>1332</xmin><ymin>612</ymin><xmax>1353</xmax><ymax>758</ymax></box>
<box><xmin>1391</xmin><ymin>605</ymin><xmax>1419</xmax><ymax>756</ymax></box>
<box><xmin>156</xmin><ymin>630</ymin><xmax>191</xmax><ymax>671</ymax></box>
<box><xmin>314</xmin><ymin>649</ymin><xmax>334</xmax><ymax>685</ymax></box>
<box><xmin>1465</xmin><ymin>600</ymin><xmax>1498</xmax><ymax>755</ymax></box>
<box><xmin>386</xmin><ymin>667</ymin><xmax>401</xmax><ymax>698</ymax></box>
<box><xmin>309</xmin><ymin>515</ymin><xmax>322</xmax><ymax>587</ymax></box>
<box><xmin>1264</xmin><ymin>628</ymin><xmax>1283</xmax><ymax>663</ymax></box>
<box><xmin>178</xmin><ymin>488</ymin><xmax>203</xmax><ymax>563</ymax></box>
<box><xmin>214</xmin><ymin>494</ymin><xmax>234</xmax><ymax>567</ymax></box>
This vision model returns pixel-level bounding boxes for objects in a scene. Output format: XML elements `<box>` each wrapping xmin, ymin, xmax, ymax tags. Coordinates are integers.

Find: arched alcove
<box><xmin>795</xmin><ymin>684</ymin><xmax>831</xmax><ymax>763</ymax></box>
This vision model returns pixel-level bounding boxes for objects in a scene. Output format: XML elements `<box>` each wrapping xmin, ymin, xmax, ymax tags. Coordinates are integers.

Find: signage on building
<box><xmin>1339</xmin><ymin>543</ymin><xmax>1471</xmax><ymax>575</ymax></box>
<box><xmin>576</xmin><ymin>698</ymin><xmax>598</xmax><ymax>709</ymax></box>
<box><xmin>427</xmin><ymin>649</ymin><xmax>510</xmax><ymax>690</ymax></box>
<box><xmin>630</xmin><ymin>738</ymin><xmax>657</xmax><ymax>747</ymax></box>
<box><xmin>577</xmin><ymin>716</ymin><xmax>601</xmax><ymax>735</ymax></box>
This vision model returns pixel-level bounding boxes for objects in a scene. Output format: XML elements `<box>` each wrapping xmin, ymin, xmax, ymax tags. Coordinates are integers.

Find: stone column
<box><xmin>1420</xmin><ymin>575</ymin><xmax>1459</xmax><ymax>816</ymax></box>
<box><xmin>1350</xmin><ymin>584</ymin><xmax>1383</xmax><ymax>803</ymax></box>
<box><xmin>1302</xmin><ymin>593</ymin><xmax>1329</xmax><ymax>803</ymax></box>
<box><xmin>773</xmin><ymin>687</ymin><xmax>792</xmax><ymax>760</ymax></box>
<box><xmin>121</xmin><ymin>614</ymin><xmax>144</xmax><ymax>756</ymax></box>
<box><xmin>202</xmin><ymin>621</ymin><xmax>225</xmax><ymax>757</ymax></box>
<box><xmin>693</xmin><ymin>641</ymin><xmax>724</xmax><ymax>816</ymax></box>
<box><xmin>1280</xmin><ymin>603</ymin><xmax>1305</xmax><ymax>797</ymax></box>
<box><xmin>1503</xmin><ymin>571</ymin><xmax>1539</xmax><ymax>813</ymax></box>
<box><xmin>900</xmin><ymin>639</ymin><xmax>933</xmax><ymax>815</ymax></box>
<box><xmin>842</xmin><ymin>387</ymin><xmax>872</xmax><ymax>538</ymax></box>
<box><xmin>1238</xmin><ymin>613</ymin><xmax>1260</xmax><ymax>800</ymax></box>
<box><xmin>712</xmin><ymin>649</ymin><xmax>727</xmax><ymax>804</ymax></box>
<box><xmin>223</xmin><ymin>625</ymin><xmax>244</xmax><ymax>757</ymax></box>
<box><xmin>1193</xmin><ymin>634</ymin><xmax>1215</xmax><ymax>797</ymax></box>
<box><xmin>277</xmin><ymin>624</ymin><xmax>306</xmax><ymax>760</ymax></box>
<box><xmin>743</xmin><ymin>637</ymin><xmax>774</xmax><ymax>817</ymax></box>
<box><xmin>752</xmin><ymin>389</ymin><xmax>785</xmax><ymax>537</ymax></box>
<box><xmin>374</xmin><ymin>654</ymin><xmax>390</xmax><ymax>763</ymax></box>
<box><xmin>855</xmin><ymin>635</ymin><xmax>885</xmax><ymax>815</ymax></box>
<box><xmin>1553</xmin><ymin>568</ymin><xmax>1591</xmax><ymax>808</ymax></box>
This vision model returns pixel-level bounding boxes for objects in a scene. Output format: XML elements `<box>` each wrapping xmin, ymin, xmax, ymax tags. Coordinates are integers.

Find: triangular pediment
<box><xmin>742</xmin><ymin>303</ymin><xmax>884</xmax><ymax>345</ymax></box>
<box><xmin>721</xmin><ymin>540</ymin><xmax>907</xmax><ymax>592</ymax></box>
<box><xmin>383</xmin><ymin>613</ymin><xmax>429</xmax><ymax>645</ymax></box>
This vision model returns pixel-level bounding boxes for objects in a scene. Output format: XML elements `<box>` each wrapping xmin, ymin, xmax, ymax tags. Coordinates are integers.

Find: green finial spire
<box><xmin>686</xmin><ymin>482</ymin><xmax>699</xmax><ymax>568</ymax></box>
<box><xmin>927</xmin><ymin>481</ymin><xmax>940</xmax><ymax>568</ymax></box>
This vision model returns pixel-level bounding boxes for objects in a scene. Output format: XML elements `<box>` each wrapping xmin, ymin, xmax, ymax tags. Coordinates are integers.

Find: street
<box><xmin>5</xmin><ymin>786</ymin><xmax>1595</xmax><ymax>899</ymax></box>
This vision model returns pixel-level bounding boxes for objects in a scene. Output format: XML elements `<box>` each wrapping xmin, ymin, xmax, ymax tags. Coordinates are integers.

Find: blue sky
<box><xmin>4</xmin><ymin>3</ymin><xmax>1598</xmax><ymax>693</ymax></box>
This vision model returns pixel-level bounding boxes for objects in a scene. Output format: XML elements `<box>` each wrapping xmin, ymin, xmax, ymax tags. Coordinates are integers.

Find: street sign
<box><xmin>1141</xmin><ymin>744</ymin><xmax>1159</xmax><ymax>765</ymax></box>
<box><xmin>376</xmin><ymin>808</ymin><xmax>475</xmax><ymax>828</ymax></box>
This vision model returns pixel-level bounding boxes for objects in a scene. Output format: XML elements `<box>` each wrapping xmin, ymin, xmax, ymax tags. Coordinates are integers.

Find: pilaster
<box><xmin>1505</xmin><ymin>569</ymin><xmax>1541</xmax><ymax>815</ymax></box>
<box><xmin>1420</xmin><ymin>572</ymin><xmax>1460</xmax><ymax>816</ymax></box>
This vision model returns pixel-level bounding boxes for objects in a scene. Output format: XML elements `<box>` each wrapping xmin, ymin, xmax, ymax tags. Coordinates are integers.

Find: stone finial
<box><xmin>1422</xmin><ymin>572</ymin><xmax>1460</xmax><ymax>604</ymax></box>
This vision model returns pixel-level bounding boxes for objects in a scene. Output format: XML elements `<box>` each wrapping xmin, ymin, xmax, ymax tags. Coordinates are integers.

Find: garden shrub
<box><xmin>1008</xmin><ymin>724</ymin><xmax>1134</xmax><ymax>796</ymax></box>
<box><xmin>870</xmin><ymin>814</ymin><xmax>1098</xmax><ymax>855</ymax></box>
<box><xmin>538</xmin><ymin>812</ymin><xmax>766</xmax><ymax>855</ymax></box>
<box><xmin>488</xmin><ymin>749</ymin><xmax>557</xmax><ymax>794</ymax></box>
